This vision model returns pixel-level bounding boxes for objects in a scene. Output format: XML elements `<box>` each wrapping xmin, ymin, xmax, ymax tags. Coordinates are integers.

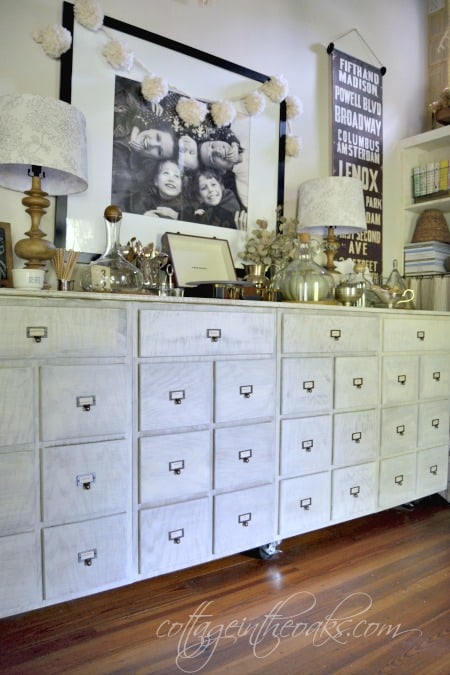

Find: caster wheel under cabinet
<box><xmin>0</xmin><ymin>292</ymin><xmax>449</xmax><ymax>618</ymax></box>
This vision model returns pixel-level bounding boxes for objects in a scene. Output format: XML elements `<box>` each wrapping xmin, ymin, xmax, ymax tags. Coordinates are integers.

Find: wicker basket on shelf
<box><xmin>412</xmin><ymin>209</ymin><xmax>450</xmax><ymax>243</ymax></box>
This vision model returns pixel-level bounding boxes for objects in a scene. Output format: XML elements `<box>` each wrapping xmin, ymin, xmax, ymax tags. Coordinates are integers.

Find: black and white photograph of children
<box><xmin>111</xmin><ymin>75</ymin><xmax>249</xmax><ymax>230</ymax></box>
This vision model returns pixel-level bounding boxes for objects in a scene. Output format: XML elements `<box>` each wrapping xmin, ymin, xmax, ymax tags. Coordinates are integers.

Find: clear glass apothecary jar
<box><xmin>275</xmin><ymin>233</ymin><xmax>335</xmax><ymax>302</ymax></box>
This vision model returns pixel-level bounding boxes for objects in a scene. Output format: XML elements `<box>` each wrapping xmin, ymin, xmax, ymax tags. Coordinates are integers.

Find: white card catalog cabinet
<box><xmin>0</xmin><ymin>291</ymin><xmax>448</xmax><ymax>618</ymax></box>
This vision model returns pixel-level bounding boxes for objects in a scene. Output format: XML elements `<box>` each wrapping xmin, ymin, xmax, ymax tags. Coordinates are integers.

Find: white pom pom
<box><xmin>211</xmin><ymin>100</ymin><xmax>236</xmax><ymax>127</ymax></box>
<box><xmin>244</xmin><ymin>91</ymin><xmax>266</xmax><ymax>116</ymax></box>
<box><xmin>286</xmin><ymin>95</ymin><xmax>304</xmax><ymax>120</ymax></box>
<box><xmin>285</xmin><ymin>135</ymin><xmax>302</xmax><ymax>157</ymax></box>
<box><xmin>33</xmin><ymin>24</ymin><xmax>72</xmax><ymax>59</ymax></box>
<box><xmin>141</xmin><ymin>74</ymin><xmax>169</xmax><ymax>103</ymax></box>
<box><xmin>176</xmin><ymin>97</ymin><xmax>208</xmax><ymax>127</ymax></box>
<box><xmin>74</xmin><ymin>0</ymin><xmax>104</xmax><ymax>31</ymax></box>
<box><xmin>102</xmin><ymin>39</ymin><xmax>134</xmax><ymax>71</ymax></box>
<box><xmin>262</xmin><ymin>74</ymin><xmax>289</xmax><ymax>103</ymax></box>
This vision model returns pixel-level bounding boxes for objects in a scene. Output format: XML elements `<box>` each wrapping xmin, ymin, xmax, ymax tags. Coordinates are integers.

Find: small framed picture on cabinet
<box><xmin>0</xmin><ymin>222</ymin><xmax>13</xmax><ymax>288</ymax></box>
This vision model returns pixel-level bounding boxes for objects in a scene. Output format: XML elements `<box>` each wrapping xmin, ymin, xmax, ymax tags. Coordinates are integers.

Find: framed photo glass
<box><xmin>56</xmin><ymin>2</ymin><xmax>285</xmax><ymax>264</ymax></box>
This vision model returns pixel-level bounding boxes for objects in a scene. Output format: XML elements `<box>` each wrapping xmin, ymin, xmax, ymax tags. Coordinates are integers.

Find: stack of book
<box><xmin>404</xmin><ymin>241</ymin><xmax>450</xmax><ymax>275</ymax></box>
<box><xmin>412</xmin><ymin>159</ymin><xmax>449</xmax><ymax>201</ymax></box>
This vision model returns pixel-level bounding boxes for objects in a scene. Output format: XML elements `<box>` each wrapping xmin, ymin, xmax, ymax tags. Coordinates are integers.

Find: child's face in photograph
<box><xmin>155</xmin><ymin>160</ymin><xmax>182</xmax><ymax>198</ymax></box>
<box><xmin>198</xmin><ymin>174</ymin><xmax>223</xmax><ymax>206</ymax></box>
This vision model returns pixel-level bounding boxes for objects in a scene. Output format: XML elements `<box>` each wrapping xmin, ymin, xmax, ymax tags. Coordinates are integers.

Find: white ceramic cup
<box><xmin>12</xmin><ymin>268</ymin><xmax>45</xmax><ymax>290</ymax></box>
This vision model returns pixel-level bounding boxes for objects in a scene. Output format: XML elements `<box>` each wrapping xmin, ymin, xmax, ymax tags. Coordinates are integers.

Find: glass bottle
<box><xmin>81</xmin><ymin>205</ymin><xmax>143</xmax><ymax>293</ymax></box>
<box><xmin>276</xmin><ymin>233</ymin><xmax>335</xmax><ymax>302</ymax></box>
<box><xmin>384</xmin><ymin>258</ymin><xmax>407</xmax><ymax>293</ymax></box>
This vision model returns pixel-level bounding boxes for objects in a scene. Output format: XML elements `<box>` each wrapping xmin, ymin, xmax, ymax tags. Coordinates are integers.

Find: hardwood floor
<box><xmin>0</xmin><ymin>494</ymin><xmax>449</xmax><ymax>675</ymax></box>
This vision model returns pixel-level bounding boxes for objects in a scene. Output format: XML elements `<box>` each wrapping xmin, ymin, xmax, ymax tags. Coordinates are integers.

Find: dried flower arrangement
<box><xmin>239</xmin><ymin>211</ymin><xmax>299</xmax><ymax>268</ymax></box>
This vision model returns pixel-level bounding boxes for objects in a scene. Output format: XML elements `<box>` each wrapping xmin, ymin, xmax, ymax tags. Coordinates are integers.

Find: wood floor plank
<box><xmin>0</xmin><ymin>495</ymin><xmax>449</xmax><ymax>674</ymax></box>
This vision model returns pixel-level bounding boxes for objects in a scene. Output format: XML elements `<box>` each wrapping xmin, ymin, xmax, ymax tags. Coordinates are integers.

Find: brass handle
<box><xmin>395</xmin><ymin>474</ymin><xmax>403</xmax><ymax>486</ymax></box>
<box><xmin>300</xmin><ymin>497</ymin><xmax>312</xmax><ymax>510</ymax></box>
<box><xmin>240</xmin><ymin>385</ymin><xmax>253</xmax><ymax>399</ymax></box>
<box><xmin>76</xmin><ymin>395</ymin><xmax>96</xmax><ymax>412</ymax></box>
<box><xmin>238</xmin><ymin>512</ymin><xmax>251</xmax><ymax>527</ymax></box>
<box><xmin>302</xmin><ymin>439</ymin><xmax>313</xmax><ymax>452</ymax></box>
<box><xmin>169</xmin><ymin>390</ymin><xmax>185</xmax><ymax>405</ymax></box>
<box><xmin>169</xmin><ymin>460</ymin><xmax>185</xmax><ymax>475</ymax></box>
<box><xmin>78</xmin><ymin>548</ymin><xmax>97</xmax><ymax>566</ymax></box>
<box><xmin>396</xmin><ymin>424</ymin><xmax>405</xmax><ymax>436</ymax></box>
<box><xmin>352</xmin><ymin>432</ymin><xmax>362</xmax><ymax>443</ymax></box>
<box><xmin>432</xmin><ymin>418</ymin><xmax>440</xmax><ymax>429</ymax></box>
<box><xmin>303</xmin><ymin>380</ymin><xmax>314</xmax><ymax>393</ymax></box>
<box><xmin>76</xmin><ymin>473</ymin><xmax>96</xmax><ymax>490</ymax></box>
<box><xmin>397</xmin><ymin>374</ymin><xmax>406</xmax><ymax>385</ymax></box>
<box><xmin>353</xmin><ymin>377</ymin><xmax>363</xmax><ymax>389</ymax></box>
<box><xmin>417</xmin><ymin>330</ymin><xmax>425</xmax><ymax>341</ymax></box>
<box><xmin>330</xmin><ymin>329</ymin><xmax>341</xmax><ymax>341</ymax></box>
<box><xmin>433</xmin><ymin>371</ymin><xmax>441</xmax><ymax>382</ymax></box>
<box><xmin>26</xmin><ymin>326</ymin><xmax>48</xmax><ymax>343</ymax></box>
<box><xmin>350</xmin><ymin>485</ymin><xmax>360</xmax><ymax>497</ymax></box>
<box><xmin>429</xmin><ymin>464</ymin><xmax>438</xmax><ymax>475</ymax></box>
<box><xmin>206</xmin><ymin>328</ymin><xmax>221</xmax><ymax>342</ymax></box>
<box><xmin>239</xmin><ymin>449</ymin><xmax>252</xmax><ymax>463</ymax></box>
<box><xmin>169</xmin><ymin>528</ymin><xmax>184</xmax><ymax>544</ymax></box>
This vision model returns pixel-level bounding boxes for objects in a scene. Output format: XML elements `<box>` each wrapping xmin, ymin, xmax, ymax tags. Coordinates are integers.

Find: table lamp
<box><xmin>0</xmin><ymin>93</ymin><xmax>88</xmax><ymax>269</ymax></box>
<box><xmin>298</xmin><ymin>176</ymin><xmax>367</xmax><ymax>271</ymax></box>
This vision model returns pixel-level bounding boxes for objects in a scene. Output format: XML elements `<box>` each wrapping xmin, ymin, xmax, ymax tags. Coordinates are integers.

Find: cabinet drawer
<box><xmin>382</xmin><ymin>356</ymin><xmax>418</xmax><ymax>404</ymax></box>
<box><xmin>43</xmin><ymin>514</ymin><xmax>128</xmax><ymax>600</ymax></box>
<box><xmin>281</xmin><ymin>357</ymin><xmax>333</xmax><ymax>415</ymax></box>
<box><xmin>379</xmin><ymin>453</ymin><xmax>416</xmax><ymax>509</ymax></box>
<box><xmin>281</xmin><ymin>313</ymin><xmax>379</xmax><ymax>354</ymax></box>
<box><xmin>0</xmin><ymin>368</ymin><xmax>34</xmax><ymax>447</ymax></box>
<box><xmin>419</xmin><ymin>354</ymin><xmax>450</xmax><ymax>400</ymax></box>
<box><xmin>215</xmin><ymin>360</ymin><xmax>275</xmax><ymax>423</ymax></box>
<box><xmin>140</xmin><ymin>431</ymin><xmax>211</xmax><ymax>504</ymax></box>
<box><xmin>0</xmin><ymin>532</ymin><xmax>41</xmax><ymax>617</ymax></box>
<box><xmin>139</xmin><ymin>362</ymin><xmax>212</xmax><ymax>431</ymax></box>
<box><xmin>0</xmin><ymin>451</ymin><xmax>35</xmax><ymax>534</ymax></box>
<box><xmin>139</xmin><ymin>309</ymin><xmax>275</xmax><ymax>357</ymax></box>
<box><xmin>0</xmin><ymin>306</ymin><xmax>127</xmax><ymax>358</ymax></box>
<box><xmin>417</xmin><ymin>446</ymin><xmax>448</xmax><ymax>496</ymax></box>
<box><xmin>214</xmin><ymin>422</ymin><xmax>274</xmax><ymax>491</ymax></box>
<box><xmin>333</xmin><ymin>409</ymin><xmax>378</xmax><ymax>466</ymax></box>
<box><xmin>139</xmin><ymin>498</ymin><xmax>210</xmax><ymax>576</ymax></box>
<box><xmin>214</xmin><ymin>484</ymin><xmax>274</xmax><ymax>556</ymax></box>
<box><xmin>280</xmin><ymin>415</ymin><xmax>332</xmax><ymax>477</ymax></box>
<box><xmin>380</xmin><ymin>404</ymin><xmax>418</xmax><ymax>456</ymax></box>
<box><xmin>331</xmin><ymin>462</ymin><xmax>377</xmax><ymax>520</ymax></box>
<box><xmin>418</xmin><ymin>400</ymin><xmax>450</xmax><ymax>448</ymax></box>
<box><xmin>40</xmin><ymin>365</ymin><xmax>128</xmax><ymax>441</ymax></box>
<box><xmin>279</xmin><ymin>472</ymin><xmax>331</xmax><ymax>537</ymax></box>
<box><xmin>383</xmin><ymin>317</ymin><xmax>449</xmax><ymax>352</ymax></box>
<box><xmin>42</xmin><ymin>441</ymin><xmax>129</xmax><ymax>523</ymax></box>
<box><xmin>334</xmin><ymin>356</ymin><xmax>379</xmax><ymax>409</ymax></box>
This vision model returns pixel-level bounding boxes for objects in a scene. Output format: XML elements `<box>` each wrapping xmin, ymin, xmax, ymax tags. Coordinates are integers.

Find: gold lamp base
<box><xmin>323</xmin><ymin>226</ymin><xmax>340</xmax><ymax>272</ymax></box>
<box><xmin>14</xmin><ymin>172</ymin><xmax>55</xmax><ymax>269</ymax></box>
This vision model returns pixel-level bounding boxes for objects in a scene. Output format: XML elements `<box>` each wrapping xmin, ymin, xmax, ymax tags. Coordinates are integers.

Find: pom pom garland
<box><xmin>141</xmin><ymin>74</ymin><xmax>169</xmax><ymax>103</ymax></box>
<box><xmin>102</xmin><ymin>39</ymin><xmax>134</xmax><ymax>71</ymax></box>
<box><xmin>176</xmin><ymin>97</ymin><xmax>208</xmax><ymax>127</ymax></box>
<box><xmin>74</xmin><ymin>0</ymin><xmax>104</xmax><ymax>31</ymax></box>
<box><xmin>33</xmin><ymin>24</ymin><xmax>72</xmax><ymax>59</ymax></box>
<box><xmin>243</xmin><ymin>91</ymin><xmax>266</xmax><ymax>116</ymax></box>
<box><xmin>262</xmin><ymin>74</ymin><xmax>289</xmax><ymax>103</ymax></box>
<box><xmin>211</xmin><ymin>100</ymin><xmax>236</xmax><ymax>127</ymax></box>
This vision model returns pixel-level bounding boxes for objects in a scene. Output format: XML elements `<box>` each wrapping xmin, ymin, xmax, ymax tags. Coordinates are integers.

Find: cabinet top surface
<box><xmin>0</xmin><ymin>288</ymin><xmax>449</xmax><ymax>318</ymax></box>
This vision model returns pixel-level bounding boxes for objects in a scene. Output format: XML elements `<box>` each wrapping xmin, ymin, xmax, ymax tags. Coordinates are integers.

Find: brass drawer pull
<box><xmin>169</xmin><ymin>460</ymin><xmax>185</xmax><ymax>475</ymax></box>
<box><xmin>431</xmin><ymin>418</ymin><xmax>440</xmax><ymax>429</ymax></box>
<box><xmin>238</xmin><ymin>512</ymin><xmax>251</xmax><ymax>527</ymax></box>
<box><xmin>350</xmin><ymin>485</ymin><xmax>360</xmax><ymax>497</ymax></box>
<box><xmin>239</xmin><ymin>449</ymin><xmax>252</xmax><ymax>463</ymax></box>
<box><xmin>303</xmin><ymin>380</ymin><xmax>314</xmax><ymax>393</ymax></box>
<box><xmin>395</xmin><ymin>474</ymin><xmax>404</xmax><ymax>486</ymax></box>
<box><xmin>169</xmin><ymin>390</ymin><xmax>185</xmax><ymax>405</ymax></box>
<box><xmin>26</xmin><ymin>326</ymin><xmax>48</xmax><ymax>343</ymax></box>
<box><xmin>330</xmin><ymin>329</ymin><xmax>341</xmax><ymax>341</ymax></box>
<box><xmin>78</xmin><ymin>548</ymin><xmax>97</xmax><ymax>566</ymax></box>
<box><xmin>169</xmin><ymin>528</ymin><xmax>184</xmax><ymax>544</ymax></box>
<box><xmin>76</xmin><ymin>473</ymin><xmax>96</xmax><ymax>490</ymax></box>
<box><xmin>240</xmin><ymin>384</ymin><xmax>253</xmax><ymax>399</ymax></box>
<box><xmin>398</xmin><ymin>374</ymin><xmax>406</xmax><ymax>385</ymax></box>
<box><xmin>302</xmin><ymin>439</ymin><xmax>313</xmax><ymax>452</ymax></box>
<box><xmin>352</xmin><ymin>431</ymin><xmax>362</xmax><ymax>443</ymax></box>
<box><xmin>417</xmin><ymin>330</ymin><xmax>425</xmax><ymax>341</ymax></box>
<box><xmin>76</xmin><ymin>395</ymin><xmax>96</xmax><ymax>412</ymax></box>
<box><xmin>300</xmin><ymin>497</ymin><xmax>312</xmax><ymax>510</ymax></box>
<box><xmin>433</xmin><ymin>371</ymin><xmax>441</xmax><ymax>382</ymax></box>
<box><xmin>429</xmin><ymin>464</ymin><xmax>438</xmax><ymax>475</ymax></box>
<box><xmin>353</xmin><ymin>377</ymin><xmax>363</xmax><ymax>389</ymax></box>
<box><xmin>206</xmin><ymin>328</ymin><xmax>221</xmax><ymax>342</ymax></box>
<box><xmin>396</xmin><ymin>424</ymin><xmax>405</xmax><ymax>436</ymax></box>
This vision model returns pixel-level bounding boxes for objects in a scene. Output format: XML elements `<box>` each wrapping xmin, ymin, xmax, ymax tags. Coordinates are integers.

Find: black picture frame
<box><xmin>0</xmin><ymin>222</ymin><xmax>13</xmax><ymax>288</ymax></box>
<box><xmin>56</xmin><ymin>1</ymin><xmax>285</xmax><ymax>263</ymax></box>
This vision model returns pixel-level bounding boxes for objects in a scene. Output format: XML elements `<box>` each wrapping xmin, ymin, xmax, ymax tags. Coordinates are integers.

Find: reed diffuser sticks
<box><xmin>52</xmin><ymin>248</ymin><xmax>79</xmax><ymax>284</ymax></box>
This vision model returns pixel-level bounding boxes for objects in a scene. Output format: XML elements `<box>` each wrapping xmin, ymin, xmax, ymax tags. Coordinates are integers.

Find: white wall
<box><xmin>0</xmin><ymin>0</ymin><xmax>428</xmax><ymax>272</ymax></box>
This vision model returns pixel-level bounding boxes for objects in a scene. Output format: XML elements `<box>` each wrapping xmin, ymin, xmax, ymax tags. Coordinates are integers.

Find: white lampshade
<box><xmin>298</xmin><ymin>176</ymin><xmax>367</xmax><ymax>234</ymax></box>
<box><xmin>0</xmin><ymin>93</ymin><xmax>88</xmax><ymax>195</ymax></box>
